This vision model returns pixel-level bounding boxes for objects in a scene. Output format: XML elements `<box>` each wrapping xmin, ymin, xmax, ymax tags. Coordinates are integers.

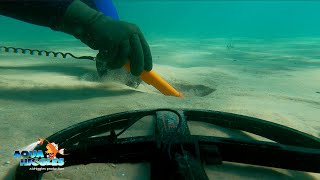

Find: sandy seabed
<box><xmin>0</xmin><ymin>37</ymin><xmax>319</xmax><ymax>179</ymax></box>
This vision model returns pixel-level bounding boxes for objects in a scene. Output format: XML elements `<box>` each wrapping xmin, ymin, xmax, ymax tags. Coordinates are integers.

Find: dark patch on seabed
<box><xmin>316</xmin><ymin>92</ymin><xmax>320</xmax><ymax>94</ymax></box>
<box><xmin>173</xmin><ymin>84</ymin><xmax>216</xmax><ymax>97</ymax></box>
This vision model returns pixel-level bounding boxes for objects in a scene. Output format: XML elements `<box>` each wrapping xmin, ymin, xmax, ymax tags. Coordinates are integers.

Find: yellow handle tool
<box><xmin>123</xmin><ymin>63</ymin><xmax>184</xmax><ymax>98</ymax></box>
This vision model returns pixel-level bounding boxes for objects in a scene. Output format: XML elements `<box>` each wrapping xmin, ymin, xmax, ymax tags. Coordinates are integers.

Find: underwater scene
<box><xmin>0</xmin><ymin>1</ymin><xmax>319</xmax><ymax>179</ymax></box>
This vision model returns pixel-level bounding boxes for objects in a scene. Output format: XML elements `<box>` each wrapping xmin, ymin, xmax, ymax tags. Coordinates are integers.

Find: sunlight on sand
<box><xmin>1</xmin><ymin>37</ymin><xmax>319</xmax><ymax>179</ymax></box>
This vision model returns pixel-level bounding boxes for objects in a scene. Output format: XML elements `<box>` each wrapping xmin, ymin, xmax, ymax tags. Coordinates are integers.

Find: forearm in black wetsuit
<box><xmin>0</xmin><ymin>0</ymin><xmax>98</xmax><ymax>30</ymax></box>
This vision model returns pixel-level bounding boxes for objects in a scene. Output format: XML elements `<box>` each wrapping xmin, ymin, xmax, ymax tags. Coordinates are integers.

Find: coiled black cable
<box><xmin>0</xmin><ymin>46</ymin><xmax>95</xmax><ymax>61</ymax></box>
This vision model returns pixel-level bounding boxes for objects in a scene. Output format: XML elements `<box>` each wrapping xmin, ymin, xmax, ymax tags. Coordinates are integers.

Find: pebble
<box><xmin>5</xmin><ymin>161</ymin><xmax>10</xmax><ymax>164</ymax></box>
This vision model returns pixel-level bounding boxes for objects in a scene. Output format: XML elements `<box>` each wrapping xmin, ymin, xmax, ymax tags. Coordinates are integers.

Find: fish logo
<box><xmin>37</xmin><ymin>138</ymin><xmax>67</xmax><ymax>161</ymax></box>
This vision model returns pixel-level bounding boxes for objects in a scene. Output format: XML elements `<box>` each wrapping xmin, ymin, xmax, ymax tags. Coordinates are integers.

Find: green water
<box><xmin>116</xmin><ymin>1</ymin><xmax>320</xmax><ymax>39</ymax></box>
<box><xmin>2</xmin><ymin>1</ymin><xmax>320</xmax><ymax>68</ymax></box>
<box><xmin>1</xmin><ymin>1</ymin><xmax>320</xmax><ymax>41</ymax></box>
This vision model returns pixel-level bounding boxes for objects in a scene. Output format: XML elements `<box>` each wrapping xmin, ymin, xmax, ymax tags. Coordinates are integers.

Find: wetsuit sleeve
<box><xmin>0</xmin><ymin>0</ymin><xmax>74</xmax><ymax>30</ymax></box>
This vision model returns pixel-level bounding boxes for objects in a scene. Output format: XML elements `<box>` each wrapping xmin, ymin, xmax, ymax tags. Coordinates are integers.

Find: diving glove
<box><xmin>56</xmin><ymin>0</ymin><xmax>152</xmax><ymax>76</ymax></box>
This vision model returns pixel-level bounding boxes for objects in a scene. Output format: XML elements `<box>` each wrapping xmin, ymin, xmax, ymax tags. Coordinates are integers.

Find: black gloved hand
<box><xmin>56</xmin><ymin>0</ymin><xmax>152</xmax><ymax>76</ymax></box>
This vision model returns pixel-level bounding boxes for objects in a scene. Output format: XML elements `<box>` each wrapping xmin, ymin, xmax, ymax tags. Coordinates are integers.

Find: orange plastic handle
<box><xmin>123</xmin><ymin>63</ymin><xmax>184</xmax><ymax>98</ymax></box>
